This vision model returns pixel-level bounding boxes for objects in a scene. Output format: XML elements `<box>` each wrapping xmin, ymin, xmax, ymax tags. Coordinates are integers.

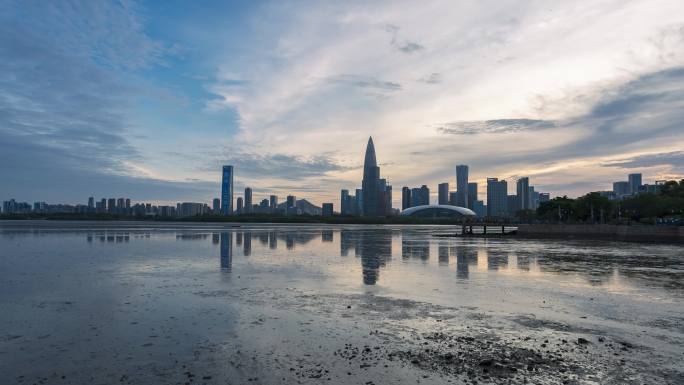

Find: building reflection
<box><xmin>86</xmin><ymin>231</ymin><xmax>132</xmax><ymax>243</ymax></box>
<box><xmin>438</xmin><ymin>241</ymin><xmax>449</xmax><ymax>265</ymax></box>
<box><xmin>322</xmin><ymin>230</ymin><xmax>333</xmax><ymax>243</ymax></box>
<box><xmin>243</xmin><ymin>232</ymin><xmax>251</xmax><ymax>256</ymax></box>
<box><xmin>220</xmin><ymin>232</ymin><xmax>232</xmax><ymax>271</ymax></box>
<box><xmin>176</xmin><ymin>233</ymin><xmax>209</xmax><ymax>241</ymax></box>
<box><xmin>401</xmin><ymin>238</ymin><xmax>430</xmax><ymax>261</ymax></box>
<box><xmin>340</xmin><ymin>230</ymin><xmax>393</xmax><ymax>285</ymax></box>
<box><xmin>486</xmin><ymin>249</ymin><xmax>509</xmax><ymax>271</ymax></box>
<box><xmin>269</xmin><ymin>231</ymin><xmax>277</xmax><ymax>249</ymax></box>
<box><xmin>258</xmin><ymin>232</ymin><xmax>269</xmax><ymax>246</ymax></box>
<box><xmin>455</xmin><ymin>246</ymin><xmax>478</xmax><ymax>279</ymax></box>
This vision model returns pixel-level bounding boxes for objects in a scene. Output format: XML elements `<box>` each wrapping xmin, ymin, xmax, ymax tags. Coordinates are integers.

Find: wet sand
<box><xmin>1</xmin><ymin>221</ymin><xmax>683</xmax><ymax>384</ymax></box>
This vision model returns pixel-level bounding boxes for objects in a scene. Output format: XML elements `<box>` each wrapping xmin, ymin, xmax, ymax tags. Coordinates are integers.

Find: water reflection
<box><xmin>455</xmin><ymin>246</ymin><xmax>477</xmax><ymax>279</ymax></box>
<box><xmin>402</xmin><ymin>238</ymin><xmax>430</xmax><ymax>261</ymax></box>
<box><xmin>71</xmin><ymin>226</ymin><xmax>684</xmax><ymax>293</ymax></box>
<box><xmin>220</xmin><ymin>232</ymin><xmax>232</xmax><ymax>271</ymax></box>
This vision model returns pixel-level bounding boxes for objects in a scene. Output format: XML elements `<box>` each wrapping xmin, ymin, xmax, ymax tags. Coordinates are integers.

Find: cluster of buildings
<box><xmin>218</xmin><ymin>165</ymin><xmax>323</xmax><ymax>216</ymax></box>
<box><xmin>1</xmin><ymin>138</ymin><xmax>671</xmax><ymax>218</ymax></box>
<box><xmin>339</xmin><ymin>137</ymin><xmax>398</xmax><ymax>217</ymax></box>
<box><xmin>598</xmin><ymin>173</ymin><xmax>665</xmax><ymax>200</ymax></box>
<box><xmin>339</xmin><ymin>138</ymin><xmax>548</xmax><ymax>218</ymax></box>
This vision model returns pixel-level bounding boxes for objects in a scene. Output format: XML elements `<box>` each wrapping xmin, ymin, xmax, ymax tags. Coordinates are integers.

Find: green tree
<box><xmin>536</xmin><ymin>196</ymin><xmax>575</xmax><ymax>222</ymax></box>
<box><xmin>573</xmin><ymin>192</ymin><xmax>613</xmax><ymax>223</ymax></box>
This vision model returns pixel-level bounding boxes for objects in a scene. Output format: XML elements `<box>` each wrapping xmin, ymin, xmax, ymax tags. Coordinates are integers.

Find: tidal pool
<box><xmin>1</xmin><ymin>221</ymin><xmax>683</xmax><ymax>384</ymax></box>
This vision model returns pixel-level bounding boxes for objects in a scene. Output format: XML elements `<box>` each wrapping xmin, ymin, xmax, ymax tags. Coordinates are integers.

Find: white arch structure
<box><xmin>400</xmin><ymin>204</ymin><xmax>477</xmax><ymax>217</ymax></box>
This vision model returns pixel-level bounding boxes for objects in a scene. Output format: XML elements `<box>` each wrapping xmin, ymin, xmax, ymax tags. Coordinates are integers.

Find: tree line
<box><xmin>519</xmin><ymin>179</ymin><xmax>684</xmax><ymax>224</ymax></box>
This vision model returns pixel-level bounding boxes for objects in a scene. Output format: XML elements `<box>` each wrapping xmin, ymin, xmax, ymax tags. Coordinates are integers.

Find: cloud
<box><xmin>0</xmin><ymin>0</ymin><xmax>207</xmax><ymax>203</ymax></box>
<box><xmin>420</xmin><ymin>73</ymin><xmax>442</xmax><ymax>84</ymax></box>
<box><xmin>206</xmin><ymin>151</ymin><xmax>350</xmax><ymax>180</ymax></box>
<box><xmin>328</xmin><ymin>74</ymin><xmax>402</xmax><ymax>92</ymax></box>
<box><xmin>603</xmin><ymin>151</ymin><xmax>684</xmax><ymax>173</ymax></box>
<box><xmin>436</xmin><ymin>119</ymin><xmax>556</xmax><ymax>135</ymax></box>
<box><xmin>398</xmin><ymin>42</ymin><xmax>424</xmax><ymax>53</ymax></box>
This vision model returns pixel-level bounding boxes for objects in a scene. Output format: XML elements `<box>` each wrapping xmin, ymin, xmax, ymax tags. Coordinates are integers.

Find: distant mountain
<box><xmin>277</xmin><ymin>199</ymin><xmax>322</xmax><ymax>215</ymax></box>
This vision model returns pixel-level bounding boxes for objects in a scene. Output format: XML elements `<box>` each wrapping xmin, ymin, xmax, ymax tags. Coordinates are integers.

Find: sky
<box><xmin>1</xmin><ymin>0</ymin><xmax>684</xmax><ymax>207</ymax></box>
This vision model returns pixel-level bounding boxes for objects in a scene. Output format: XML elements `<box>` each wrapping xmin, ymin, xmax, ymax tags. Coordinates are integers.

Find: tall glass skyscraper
<box><xmin>456</xmin><ymin>165</ymin><xmax>469</xmax><ymax>207</ymax></box>
<box><xmin>438</xmin><ymin>183</ymin><xmax>449</xmax><ymax>205</ymax></box>
<box><xmin>516</xmin><ymin>177</ymin><xmax>530</xmax><ymax>210</ymax></box>
<box><xmin>487</xmin><ymin>178</ymin><xmax>508</xmax><ymax>217</ymax></box>
<box><xmin>362</xmin><ymin>137</ymin><xmax>380</xmax><ymax>216</ymax></box>
<box><xmin>221</xmin><ymin>165</ymin><xmax>233</xmax><ymax>215</ymax></box>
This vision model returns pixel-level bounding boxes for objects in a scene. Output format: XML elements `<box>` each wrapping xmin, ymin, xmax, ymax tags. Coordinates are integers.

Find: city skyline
<box><xmin>2</xmin><ymin>1</ymin><xmax>684</xmax><ymax>207</ymax></box>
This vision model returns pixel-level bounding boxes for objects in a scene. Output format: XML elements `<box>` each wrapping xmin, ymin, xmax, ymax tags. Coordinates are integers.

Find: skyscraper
<box><xmin>613</xmin><ymin>181</ymin><xmax>630</xmax><ymax>197</ymax></box>
<box><xmin>244</xmin><ymin>187</ymin><xmax>252</xmax><ymax>213</ymax></box>
<box><xmin>401</xmin><ymin>187</ymin><xmax>411</xmax><ymax>210</ymax></box>
<box><xmin>341</xmin><ymin>189</ymin><xmax>350</xmax><ymax>215</ymax></box>
<box><xmin>467</xmin><ymin>183</ymin><xmax>478</xmax><ymax>209</ymax></box>
<box><xmin>88</xmin><ymin>197</ymin><xmax>94</xmax><ymax>209</ymax></box>
<box><xmin>322</xmin><ymin>203</ymin><xmax>333</xmax><ymax>216</ymax></box>
<box><xmin>438</xmin><ymin>183</ymin><xmax>449</xmax><ymax>205</ymax></box>
<box><xmin>236</xmin><ymin>197</ymin><xmax>243</xmax><ymax>213</ymax></box>
<box><xmin>411</xmin><ymin>187</ymin><xmax>422</xmax><ymax>207</ymax></box>
<box><xmin>212</xmin><ymin>198</ymin><xmax>220</xmax><ymax>213</ymax></box>
<box><xmin>355</xmin><ymin>189</ymin><xmax>363</xmax><ymax>215</ymax></box>
<box><xmin>362</xmin><ymin>137</ymin><xmax>380</xmax><ymax>216</ymax></box>
<box><xmin>628</xmin><ymin>173</ymin><xmax>642</xmax><ymax>195</ymax></box>
<box><xmin>221</xmin><ymin>165</ymin><xmax>233</xmax><ymax>215</ymax></box>
<box><xmin>269</xmin><ymin>195</ymin><xmax>278</xmax><ymax>213</ymax></box>
<box><xmin>420</xmin><ymin>185</ymin><xmax>430</xmax><ymax>205</ymax></box>
<box><xmin>456</xmin><ymin>165</ymin><xmax>469</xmax><ymax>207</ymax></box>
<box><xmin>487</xmin><ymin>178</ymin><xmax>508</xmax><ymax>217</ymax></box>
<box><xmin>516</xmin><ymin>177</ymin><xmax>530</xmax><ymax>210</ymax></box>
<box><xmin>286</xmin><ymin>195</ymin><xmax>296</xmax><ymax>209</ymax></box>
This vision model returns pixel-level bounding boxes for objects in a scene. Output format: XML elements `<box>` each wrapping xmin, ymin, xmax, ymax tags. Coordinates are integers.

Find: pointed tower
<box><xmin>362</xmin><ymin>137</ymin><xmax>380</xmax><ymax>216</ymax></box>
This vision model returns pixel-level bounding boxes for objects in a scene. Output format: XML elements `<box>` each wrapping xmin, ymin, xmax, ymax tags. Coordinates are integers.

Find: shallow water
<box><xmin>1</xmin><ymin>221</ymin><xmax>683</xmax><ymax>384</ymax></box>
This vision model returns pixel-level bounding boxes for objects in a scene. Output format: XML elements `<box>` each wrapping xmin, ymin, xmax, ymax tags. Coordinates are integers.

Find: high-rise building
<box><xmin>467</xmin><ymin>183</ymin><xmax>478</xmax><ymax>209</ymax></box>
<box><xmin>362</xmin><ymin>137</ymin><xmax>380</xmax><ymax>216</ymax></box>
<box><xmin>88</xmin><ymin>197</ymin><xmax>94</xmax><ymax>209</ymax></box>
<box><xmin>411</xmin><ymin>187</ymin><xmax>422</xmax><ymax>207</ymax></box>
<box><xmin>125</xmin><ymin>199</ymin><xmax>130</xmax><ymax>209</ymax></box>
<box><xmin>212</xmin><ymin>198</ymin><xmax>220</xmax><ymax>213</ymax></box>
<box><xmin>487</xmin><ymin>178</ymin><xmax>508</xmax><ymax>217</ymax></box>
<box><xmin>384</xmin><ymin>184</ymin><xmax>393</xmax><ymax>215</ymax></box>
<box><xmin>236</xmin><ymin>197</ymin><xmax>244</xmax><ymax>213</ymax></box>
<box><xmin>355</xmin><ymin>189</ymin><xmax>363</xmax><ymax>215</ymax></box>
<box><xmin>107</xmin><ymin>198</ymin><xmax>116</xmax><ymax>213</ymax></box>
<box><xmin>516</xmin><ymin>177</ymin><xmax>530</xmax><ymax>210</ymax></box>
<box><xmin>269</xmin><ymin>195</ymin><xmax>278</xmax><ymax>213</ymax></box>
<box><xmin>401</xmin><ymin>187</ymin><xmax>411</xmax><ymax>210</ymax></box>
<box><xmin>507</xmin><ymin>195</ymin><xmax>518</xmax><ymax>215</ymax></box>
<box><xmin>221</xmin><ymin>165</ymin><xmax>233</xmax><ymax>215</ymax></box>
<box><xmin>456</xmin><ymin>165</ymin><xmax>469</xmax><ymax>207</ymax></box>
<box><xmin>286</xmin><ymin>195</ymin><xmax>296</xmax><ymax>209</ymax></box>
<box><xmin>613</xmin><ymin>181</ymin><xmax>630</xmax><ymax>198</ymax></box>
<box><xmin>449</xmin><ymin>191</ymin><xmax>458</xmax><ymax>206</ymax></box>
<box><xmin>528</xmin><ymin>186</ymin><xmax>539</xmax><ymax>210</ymax></box>
<box><xmin>341</xmin><ymin>189</ymin><xmax>350</xmax><ymax>215</ymax></box>
<box><xmin>628</xmin><ymin>173</ymin><xmax>642</xmax><ymax>195</ymax></box>
<box><xmin>419</xmin><ymin>185</ymin><xmax>430</xmax><ymax>205</ymax></box>
<box><xmin>322</xmin><ymin>203</ymin><xmax>333</xmax><ymax>216</ymax></box>
<box><xmin>244</xmin><ymin>187</ymin><xmax>253</xmax><ymax>213</ymax></box>
<box><xmin>438</xmin><ymin>183</ymin><xmax>449</xmax><ymax>205</ymax></box>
